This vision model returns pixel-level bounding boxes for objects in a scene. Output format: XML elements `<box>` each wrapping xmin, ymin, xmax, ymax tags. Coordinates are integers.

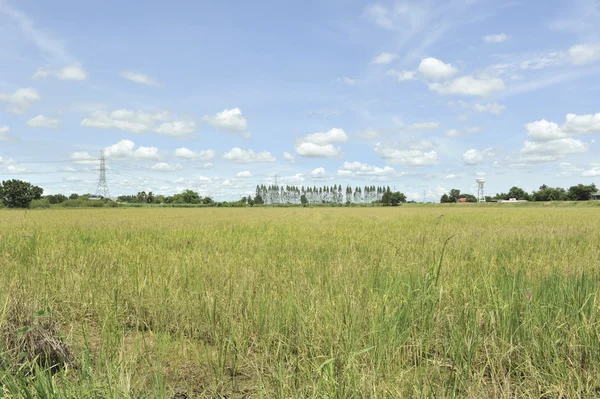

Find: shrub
<box><xmin>30</xmin><ymin>199</ymin><xmax>51</xmax><ymax>209</ymax></box>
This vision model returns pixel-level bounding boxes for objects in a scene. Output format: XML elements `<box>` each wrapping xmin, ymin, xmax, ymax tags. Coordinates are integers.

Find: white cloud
<box><xmin>282</xmin><ymin>152</ymin><xmax>295</xmax><ymax>162</ymax></box>
<box><xmin>103</xmin><ymin>139</ymin><xmax>160</xmax><ymax>160</ymax></box>
<box><xmin>372</xmin><ymin>52</ymin><xmax>398</xmax><ymax>65</ymax></box>
<box><xmin>0</xmin><ymin>88</ymin><xmax>41</xmax><ymax>114</ymax></box>
<box><xmin>568</xmin><ymin>43</ymin><xmax>600</xmax><ymax>65</ymax></box>
<box><xmin>364</xmin><ymin>4</ymin><xmax>395</xmax><ymax>29</ymax></box>
<box><xmin>463</xmin><ymin>148</ymin><xmax>494</xmax><ymax>165</ymax></box>
<box><xmin>356</xmin><ymin>128</ymin><xmax>384</xmax><ymax>139</ymax></box>
<box><xmin>295</xmin><ymin>128</ymin><xmax>348</xmax><ymax>158</ymax></box>
<box><xmin>483</xmin><ymin>33</ymin><xmax>509</xmax><ymax>44</ymax></box>
<box><xmin>119</xmin><ymin>71</ymin><xmax>162</xmax><ymax>87</ymax></box>
<box><xmin>174</xmin><ymin>148</ymin><xmax>215</xmax><ymax>161</ymax></box>
<box><xmin>296</xmin><ymin>143</ymin><xmax>341</xmax><ymax>158</ymax></box>
<box><xmin>3</xmin><ymin>165</ymin><xmax>29</xmax><ymax>174</ymax></box>
<box><xmin>155</xmin><ymin>121</ymin><xmax>196</xmax><ymax>137</ymax></box>
<box><xmin>81</xmin><ymin>109</ymin><xmax>168</xmax><ymax>133</ymax></box>
<box><xmin>520</xmin><ymin>52</ymin><xmax>565</xmax><ymax>70</ymax></box>
<box><xmin>70</xmin><ymin>152</ymin><xmax>98</xmax><ymax>164</ymax></box>
<box><xmin>429</xmin><ymin>76</ymin><xmax>505</xmax><ymax>96</ymax></box>
<box><xmin>339</xmin><ymin>161</ymin><xmax>396</xmax><ymax>176</ymax></box>
<box><xmin>563</xmin><ymin>113</ymin><xmax>600</xmax><ymax>133</ymax></box>
<box><xmin>526</xmin><ymin>120</ymin><xmax>569</xmax><ymax>141</ymax></box>
<box><xmin>132</xmin><ymin>146</ymin><xmax>160</xmax><ymax>160</ymax></box>
<box><xmin>300</xmin><ymin>128</ymin><xmax>348</xmax><ymax>145</ymax></box>
<box><xmin>236</xmin><ymin>171</ymin><xmax>253</xmax><ymax>178</ymax></box>
<box><xmin>0</xmin><ymin>126</ymin><xmax>9</xmax><ymax>139</ymax></box>
<box><xmin>224</xmin><ymin>148</ymin><xmax>276</xmax><ymax>163</ymax></box>
<box><xmin>582</xmin><ymin>167</ymin><xmax>600</xmax><ymax>177</ymax></box>
<box><xmin>418</xmin><ymin>57</ymin><xmax>457</xmax><ymax>81</ymax></box>
<box><xmin>518</xmin><ymin>138</ymin><xmax>588</xmax><ymax>163</ymax></box>
<box><xmin>407</xmin><ymin>122</ymin><xmax>440</xmax><ymax>131</ymax></box>
<box><xmin>386</xmin><ymin>69</ymin><xmax>416</xmax><ymax>81</ymax></box>
<box><xmin>473</xmin><ymin>102</ymin><xmax>506</xmax><ymax>115</ymax></box>
<box><xmin>26</xmin><ymin>115</ymin><xmax>61</xmax><ymax>129</ymax></box>
<box><xmin>374</xmin><ymin>142</ymin><xmax>439</xmax><ymax>167</ymax></box>
<box><xmin>204</xmin><ymin>108</ymin><xmax>249</xmax><ymax>136</ymax></box>
<box><xmin>33</xmin><ymin>64</ymin><xmax>87</xmax><ymax>80</ymax></box>
<box><xmin>201</xmin><ymin>163</ymin><xmax>214</xmax><ymax>169</ymax></box>
<box><xmin>151</xmin><ymin>162</ymin><xmax>182</xmax><ymax>172</ymax></box>
<box><xmin>444</xmin><ymin>174</ymin><xmax>458</xmax><ymax>180</ymax></box>
<box><xmin>311</xmin><ymin>167</ymin><xmax>331</xmax><ymax>180</ymax></box>
<box><xmin>339</xmin><ymin>77</ymin><xmax>357</xmax><ymax>86</ymax></box>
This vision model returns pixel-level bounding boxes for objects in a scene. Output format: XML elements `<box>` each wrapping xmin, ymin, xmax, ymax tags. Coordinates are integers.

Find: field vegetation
<box><xmin>1</xmin><ymin>206</ymin><xmax>600</xmax><ymax>397</ymax></box>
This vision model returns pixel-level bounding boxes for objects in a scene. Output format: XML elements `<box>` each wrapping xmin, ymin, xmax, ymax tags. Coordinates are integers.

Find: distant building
<box><xmin>498</xmin><ymin>198</ymin><xmax>529</xmax><ymax>203</ymax></box>
<box><xmin>591</xmin><ymin>192</ymin><xmax>600</xmax><ymax>201</ymax></box>
<box><xmin>457</xmin><ymin>198</ymin><xmax>468</xmax><ymax>203</ymax></box>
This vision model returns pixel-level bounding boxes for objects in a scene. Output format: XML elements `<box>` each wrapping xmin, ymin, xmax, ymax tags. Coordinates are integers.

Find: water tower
<box><xmin>476</xmin><ymin>178</ymin><xmax>486</xmax><ymax>203</ymax></box>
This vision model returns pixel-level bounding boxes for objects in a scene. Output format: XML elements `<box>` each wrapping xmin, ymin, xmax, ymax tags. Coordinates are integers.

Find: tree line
<box><xmin>253</xmin><ymin>185</ymin><xmax>405</xmax><ymax>205</ymax></box>
<box><xmin>440</xmin><ymin>183</ymin><xmax>598</xmax><ymax>203</ymax></box>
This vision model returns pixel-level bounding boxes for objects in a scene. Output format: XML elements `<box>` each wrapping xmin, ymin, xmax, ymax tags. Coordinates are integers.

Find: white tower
<box><xmin>476</xmin><ymin>178</ymin><xmax>486</xmax><ymax>203</ymax></box>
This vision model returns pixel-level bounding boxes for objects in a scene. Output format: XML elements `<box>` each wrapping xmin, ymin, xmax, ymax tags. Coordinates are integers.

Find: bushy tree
<box><xmin>0</xmin><ymin>179</ymin><xmax>44</xmax><ymax>208</ymax></box>
<box><xmin>440</xmin><ymin>194</ymin><xmax>451</xmax><ymax>203</ymax></box>
<box><xmin>448</xmin><ymin>189</ymin><xmax>461</xmax><ymax>203</ymax></box>
<box><xmin>382</xmin><ymin>191</ymin><xmax>406</xmax><ymax>206</ymax></box>
<box><xmin>568</xmin><ymin>183</ymin><xmax>597</xmax><ymax>201</ymax></box>
<box><xmin>532</xmin><ymin>185</ymin><xmax>568</xmax><ymax>201</ymax></box>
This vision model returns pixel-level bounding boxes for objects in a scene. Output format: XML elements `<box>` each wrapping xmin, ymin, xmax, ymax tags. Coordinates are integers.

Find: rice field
<box><xmin>1</xmin><ymin>205</ymin><xmax>600</xmax><ymax>398</ymax></box>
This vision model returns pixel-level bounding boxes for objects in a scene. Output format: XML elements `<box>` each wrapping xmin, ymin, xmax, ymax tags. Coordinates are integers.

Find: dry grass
<box><xmin>1</xmin><ymin>205</ymin><xmax>600</xmax><ymax>397</ymax></box>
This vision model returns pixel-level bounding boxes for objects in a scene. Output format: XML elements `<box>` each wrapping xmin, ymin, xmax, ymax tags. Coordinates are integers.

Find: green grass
<box><xmin>1</xmin><ymin>206</ymin><xmax>600</xmax><ymax>397</ymax></box>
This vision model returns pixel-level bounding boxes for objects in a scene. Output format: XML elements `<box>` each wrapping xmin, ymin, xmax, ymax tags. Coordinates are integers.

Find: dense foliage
<box><xmin>441</xmin><ymin>183</ymin><xmax>597</xmax><ymax>203</ymax></box>
<box><xmin>0</xmin><ymin>179</ymin><xmax>43</xmax><ymax>208</ymax></box>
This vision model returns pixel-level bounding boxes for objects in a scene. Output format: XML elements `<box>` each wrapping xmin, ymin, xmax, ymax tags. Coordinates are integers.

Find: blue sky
<box><xmin>1</xmin><ymin>0</ymin><xmax>599</xmax><ymax>200</ymax></box>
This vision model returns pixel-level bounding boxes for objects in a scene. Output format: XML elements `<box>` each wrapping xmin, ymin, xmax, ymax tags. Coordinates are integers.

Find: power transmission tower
<box><xmin>95</xmin><ymin>150</ymin><xmax>111</xmax><ymax>198</ymax></box>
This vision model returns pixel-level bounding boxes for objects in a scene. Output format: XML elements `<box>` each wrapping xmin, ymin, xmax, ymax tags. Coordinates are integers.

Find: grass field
<box><xmin>1</xmin><ymin>205</ymin><xmax>600</xmax><ymax>398</ymax></box>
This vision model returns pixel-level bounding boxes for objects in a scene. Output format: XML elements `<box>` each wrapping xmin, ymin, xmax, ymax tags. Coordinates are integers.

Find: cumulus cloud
<box><xmin>372</xmin><ymin>52</ymin><xmax>398</xmax><ymax>65</ymax></box>
<box><xmin>282</xmin><ymin>152</ymin><xmax>295</xmax><ymax>162</ymax></box>
<box><xmin>204</xmin><ymin>108</ymin><xmax>249</xmax><ymax>137</ymax></box>
<box><xmin>81</xmin><ymin>109</ymin><xmax>169</xmax><ymax>133</ymax></box>
<box><xmin>525</xmin><ymin>120</ymin><xmax>569</xmax><ymax>141</ymax></box>
<box><xmin>26</xmin><ymin>115</ymin><xmax>62</xmax><ymax>129</ymax></box>
<box><xmin>236</xmin><ymin>171</ymin><xmax>253</xmax><ymax>178</ymax></box>
<box><xmin>174</xmin><ymin>148</ymin><xmax>215</xmax><ymax>161</ymax></box>
<box><xmin>103</xmin><ymin>139</ymin><xmax>161</xmax><ymax>160</ymax></box>
<box><xmin>517</xmin><ymin>138</ymin><xmax>588</xmax><ymax>163</ymax></box>
<box><xmin>418</xmin><ymin>57</ymin><xmax>457</xmax><ymax>81</ymax></box>
<box><xmin>33</xmin><ymin>64</ymin><xmax>87</xmax><ymax>80</ymax></box>
<box><xmin>155</xmin><ymin>121</ymin><xmax>196</xmax><ymax>137</ymax></box>
<box><xmin>374</xmin><ymin>142</ymin><xmax>439</xmax><ymax>167</ymax></box>
<box><xmin>224</xmin><ymin>148</ymin><xmax>276</xmax><ymax>163</ymax></box>
<box><xmin>338</xmin><ymin>161</ymin><xmax>396</xmax><ymax>176</ymax></box>
<box><xmin>119</xmin><ymin>71</ymin><xmax>162</xmax><ymax>87</ymax></box>
<box><xmin>311</xmin><ymin>167</ymin><xmax>331</xmax><ymax>180</ymax></box>
<box><xmin>429</xmin><ymin>76</ymin><xmax>505</xmax><ymax>96</ymax></box>
<box><xmin>463</xmin><ymin>148</ymin><xmax>494</xmax><ymax>165</ymax></box>
<box><xmin>483</xmin><ymin>33</ymin><xmax>509</xmax><ymax>44</ymax></box>
<box><xmin>295</xmin><ymin>128</ymin><xmax>348</xmax><ymax>158</ymax></box>
<box><xmin>562</xmin><ymin>113</ymin><xmax>600</xmax><ymax>133</ymax></box>
<box><xmin>568</xmin><ymin>43</ymin><xmax>600</xmax><ymax>65</ymax></box>
<box><xmin>151</xmin><ymin>162</ymin><xmax>182</xmax><ymax>172</ymax></box>
<box><xmin>0</xmin><ymin>88</ymin><xmax>41</xmax><ymax>114</ymax></box>
<box><xmin>473</xmin><ymin>102</ymin><xmax>506</xmax><ymax>115</ymax></box>
<box><xmin>582</xmin><ymin>167</ymin><xmax>600</xmax><ymax>177</ymax></box>
<box><xmin>386</xmin><ymin>69</ymin><xmax>416</xmax><ymax>81</ymax></box>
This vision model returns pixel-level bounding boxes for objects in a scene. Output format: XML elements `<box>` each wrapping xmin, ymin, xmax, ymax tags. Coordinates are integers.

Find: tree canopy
<box><xmin>0</xmin><ymin>179</ymin><xmax>44</xmax><ymax>208</ymax></box>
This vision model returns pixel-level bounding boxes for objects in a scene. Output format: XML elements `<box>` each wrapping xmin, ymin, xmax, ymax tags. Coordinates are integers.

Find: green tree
<box><xmin>568</xmin><ymin>183</ymin><xmax>597</xmax><ymax>201</ymax></box>
<box><xmin>507</xmin><ymin>186</ymin><xmax>530</xmax><ymax>200</ymax></box>
<box><xmin>254</xmin><ymin>194</ymin><xmax>264</xmax><ymax>205</ymax></box>
<box><xmin>448</xmin><ymin>189</ymin><xmax>461</xmax><ymax>202</ymax></box>
<box><xmin>69</xmin><ymin>193</ymin><xmax>79</xmax><ymax>200</ymax></box>
<box><xmin>147</xmin><ymin>192</ymin><xmax>155</xmax><ymax>203</ymax></box>
<box><xmin>300</xmin><ymin>194</ymin><xmax>308</xmax><ymax>206</ymax></box>
<box><xmin>382</xmin><ymin>191</ymin><xmax>406</xmax><ymax>206</ymax></box>
<box><xmin>440</xmin><ymin>194</ymin><xmax>450</xmax><ymax>203</ymax></box>
<box><xmin>0</xmin><ymin>179</ymin><xmax>44</xmax><ymax>208</ymax></box>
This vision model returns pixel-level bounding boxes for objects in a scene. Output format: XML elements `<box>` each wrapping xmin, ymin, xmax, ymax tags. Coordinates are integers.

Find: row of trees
<box><xmin>253</xmin><ymin>185</ymin><xmax>394</xmax><ymax>205</ymax></box>
<box><xmin>440</xmin><ymin>183</ymin><xmax>598</xmax><ymax>203</ymax></box>
<box><xmin>117</xmin><ymin>190</ymin><xmax>214</xmax><ymax>205</ymax></box>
